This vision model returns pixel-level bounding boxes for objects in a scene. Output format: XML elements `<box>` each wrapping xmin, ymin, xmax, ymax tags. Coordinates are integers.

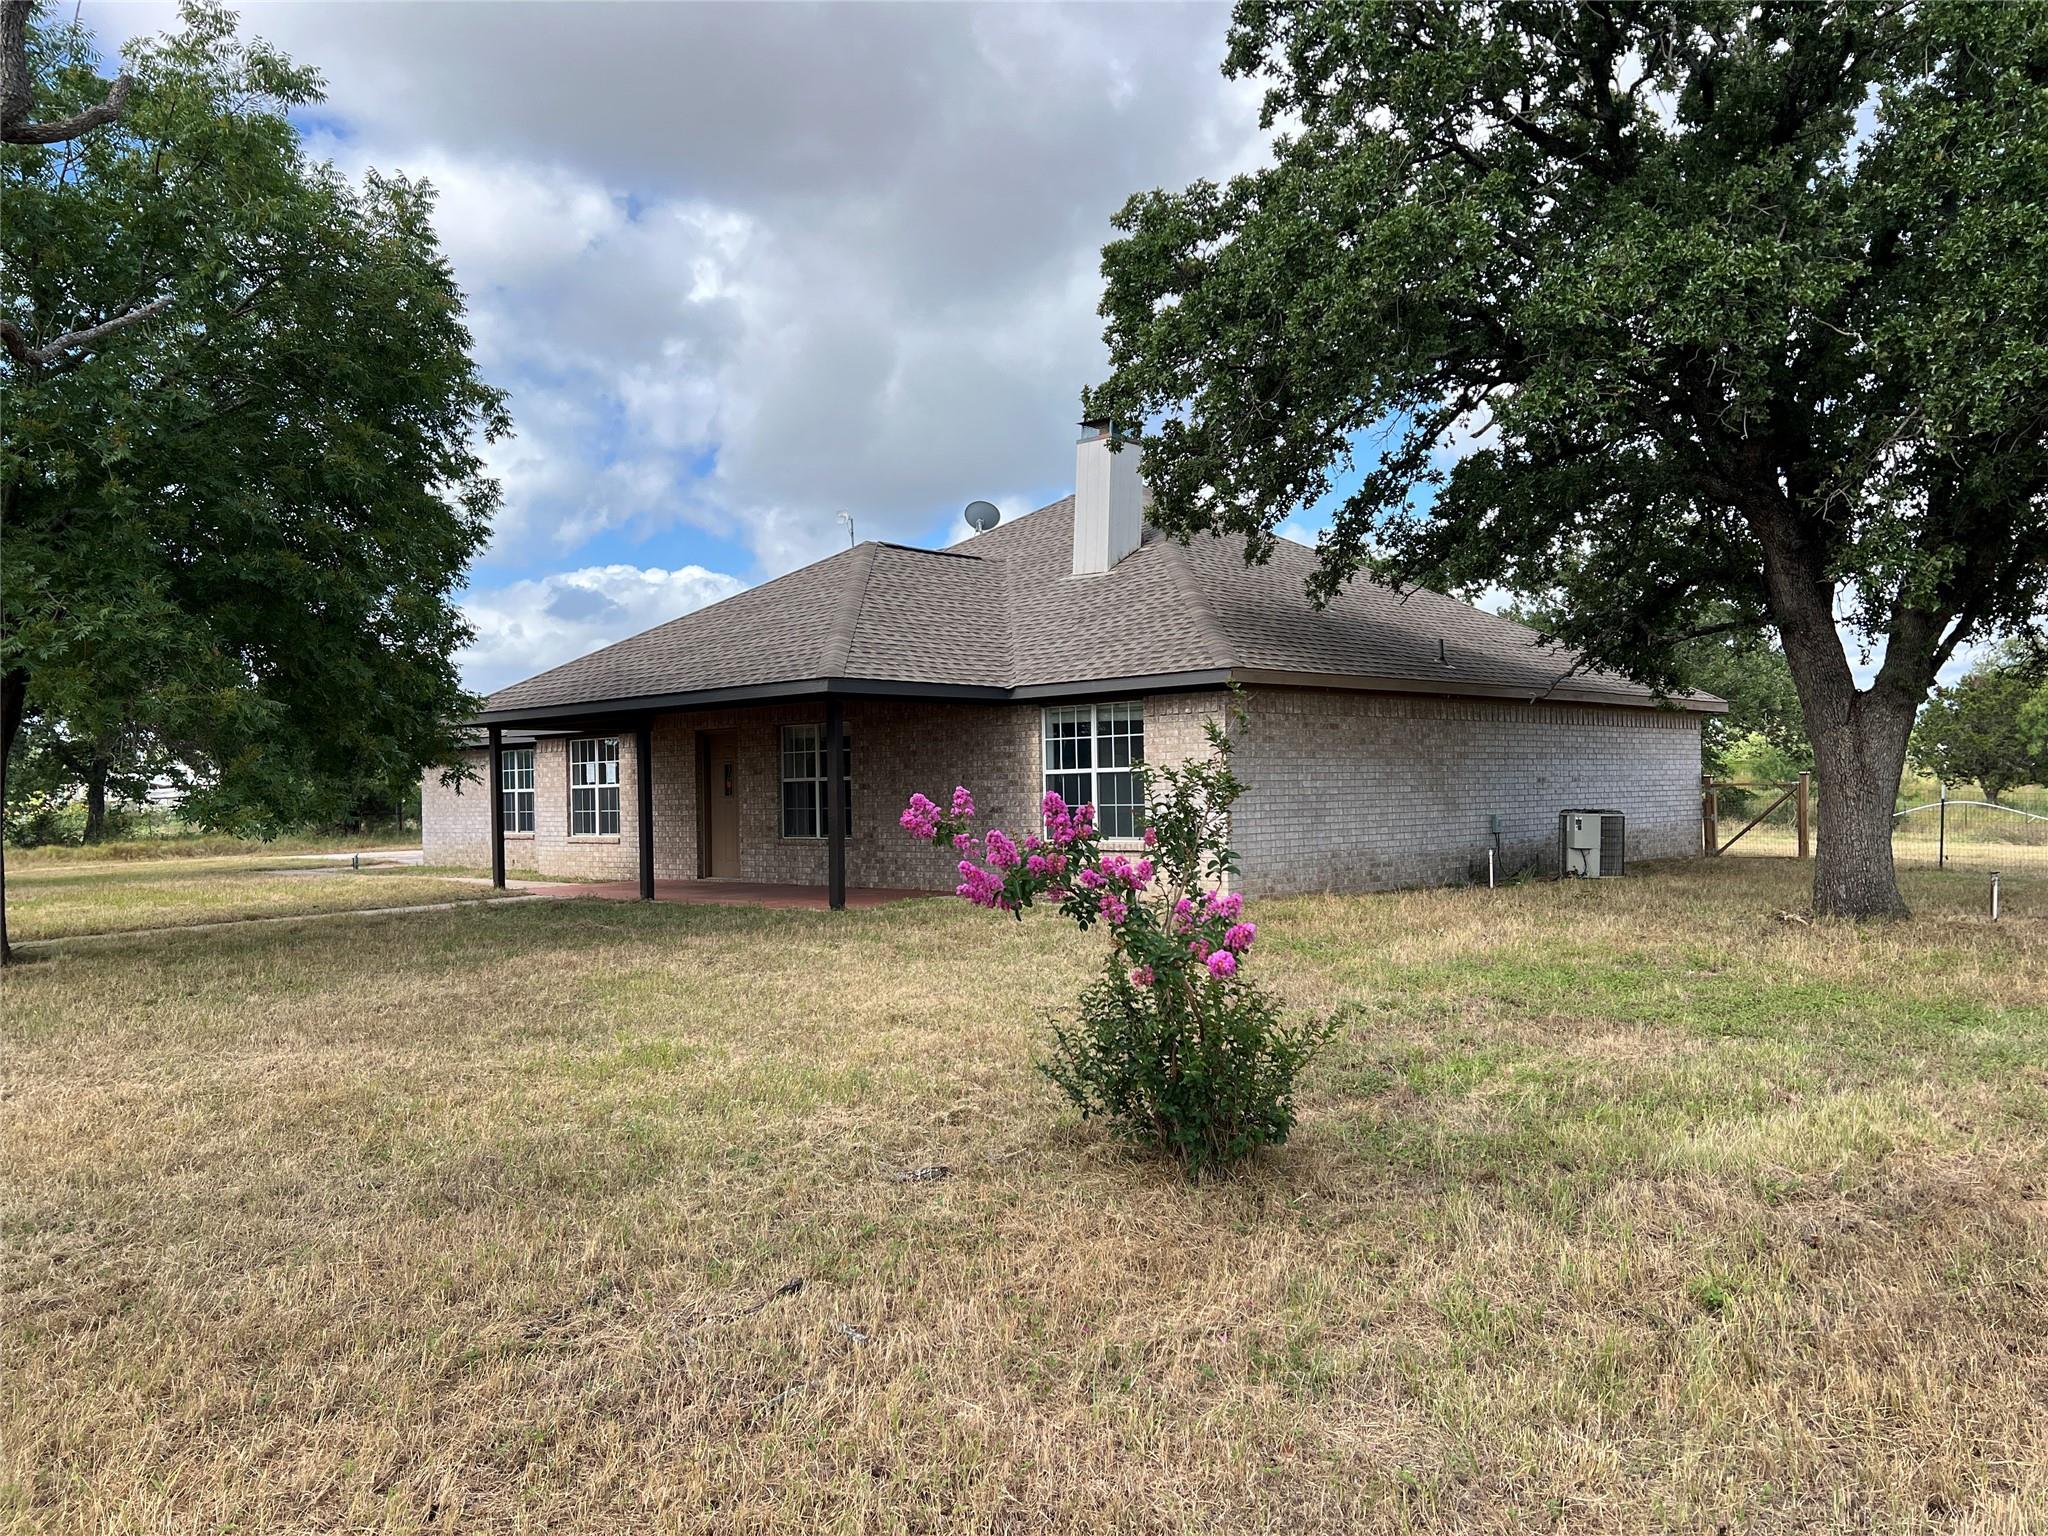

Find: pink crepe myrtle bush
<box><xmin>900</xmin><ymin>715</ymin><xmax>1336</xmax><ymax>1176</ymax></box>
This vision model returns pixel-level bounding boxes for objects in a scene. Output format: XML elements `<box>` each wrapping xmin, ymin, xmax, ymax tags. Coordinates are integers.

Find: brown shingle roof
<box><xmin>480</xmin><ymin>498</ymin><xmax>1717</xmax><ymax>717</ymax></box>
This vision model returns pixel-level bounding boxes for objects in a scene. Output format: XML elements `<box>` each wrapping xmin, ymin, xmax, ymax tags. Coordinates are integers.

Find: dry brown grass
<box><xmin>6</xmin><ymin>856</ymin><xmax>508</xmax><ymax>941</ymax></box>
<box><xmin>3</xmin><ymin>858</ymin><xmax>2045</xmax><ymax>1533</ymax></box>
<box><xmin>8</xmin><ymin>826</ymin><xmax>419</xmax><ymax>866</ymax></box>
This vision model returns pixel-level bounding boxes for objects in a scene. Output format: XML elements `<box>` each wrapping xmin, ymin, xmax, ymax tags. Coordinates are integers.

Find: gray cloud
<box><xmin>84</xmin><ymin>1</ymin><xmax>1265</xmax><ymax>682</ymax></box>
<box><xmin>154</xmin><ymin>4</ymin><xmax>1258</xmax><ymax>564</ymax></box>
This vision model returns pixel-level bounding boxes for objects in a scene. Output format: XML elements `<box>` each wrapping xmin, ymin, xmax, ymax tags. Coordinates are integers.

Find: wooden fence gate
<box><xmin>1702</xmin><ymin>773</ymin><xmax>1812</xmax><ymax>859</ymax></box>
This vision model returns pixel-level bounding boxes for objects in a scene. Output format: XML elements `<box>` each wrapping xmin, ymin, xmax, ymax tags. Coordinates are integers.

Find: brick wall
<box><xmin>641</xmin><ymin>698</ymin><xmax>1036</xmax><ymax>889</ymax></box>
<box><xmin>420</xmin><ymin>736</ymin><xmax>645</xmax><ymax>879</ymax></box>
<box><xmin>525</xmin><ymin>735</ymin><xmax>643</xmax><ymax>879</ymax></box>
<box><xmin>1229</xmin><ymin>686</ymin><xmax>1703</xmax><ymax>894</ymax></box>
<box><xmin>421</xmin><ymin>690</ymin><xmax>1229</xmax><ymax>889</ymax></box>
<box><xmin>420</xmin><ymin>754</ymin><xmax>492</xmax><ymax>868</ymax></box>
<box><xmin>421</xmin><ymin>685</ymin><xmax>1697</xmax><ymax>895</ymax></box>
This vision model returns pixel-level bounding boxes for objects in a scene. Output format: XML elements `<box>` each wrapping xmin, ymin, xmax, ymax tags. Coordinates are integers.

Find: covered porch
<box><xmin>465</xmin><ymin>684</ymin><xmax>1040</xmax><ymax>912</ymax></box>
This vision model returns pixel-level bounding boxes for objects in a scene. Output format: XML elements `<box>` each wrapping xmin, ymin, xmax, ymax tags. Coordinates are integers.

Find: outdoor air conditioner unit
<box><xmin>1559</xmin><ymin>809</ymin><xmax>1626</xmax><ymax>878</ymax></box>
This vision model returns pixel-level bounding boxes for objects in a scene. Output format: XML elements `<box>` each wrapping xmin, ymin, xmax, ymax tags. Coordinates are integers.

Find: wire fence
<box><xmin>1707</xmin><ymin>778</ymin><xmax>2048</xmax><ymax>874</ymax></box>
<box><xmin>1893</xmin><ymin>797</ymin><xmax>2048</xmax><ymax>872</ymax></box>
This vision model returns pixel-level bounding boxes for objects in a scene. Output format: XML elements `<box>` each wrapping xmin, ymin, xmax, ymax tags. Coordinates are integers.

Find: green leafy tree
<box><xmin>1678</xmin><ymin>628</ymin><xmax>1809</xmax><ymax>785</ymax></box>
<box><xmin>4</xmin><ymin>708</ymin><xmax>174</xmax><ymax>841</ymax></box>
<box><xmin>1909</xmin><ymin>644</ymin><xmax>2048</xmax><ymax>802</ymax></box>
<box><xmin>1509</xmin><ymin>596</ymin><xmax>1809</xmax><ymax>780</ymax></box>
<box><xmin>2</xmin><ymin>0</ymin><xmax>134</xmax><ymax>147</ymax></box>
<box><xmin>1</xmin><ymin>3</ymin><xmax>506</xmax><ymax>957</ymax></box>
<box><xmin>1088</xmin><ymin>0</ymin><xmax>2048</xmax><ymax>919</ymax></box>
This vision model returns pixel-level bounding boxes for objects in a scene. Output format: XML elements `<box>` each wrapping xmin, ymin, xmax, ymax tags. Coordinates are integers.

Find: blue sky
<box><xmin>86</xmin><ymin>2</ymin><xmax>1272</xmax><ymax>689</ymax></box>
<box><xmin>82</xmin><ymin>2</ymin><xmax>1978</xmax><ymax>698</ymax></box>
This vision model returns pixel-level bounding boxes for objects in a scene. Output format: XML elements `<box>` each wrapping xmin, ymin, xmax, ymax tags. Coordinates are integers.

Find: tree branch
<box><xmin>0</xmin><ymin>1</ymin><xmax>133</xmax><ymax>146</ymax></box>
<box><xmin>1656</xmin><ymin>616</ymin><xmax>1771</xmax><ymax>646</ymax></box>
<box><xmin>0</xmin><ymin>294</ymin><xmax>173</xmax><ymax>371</ymax></box>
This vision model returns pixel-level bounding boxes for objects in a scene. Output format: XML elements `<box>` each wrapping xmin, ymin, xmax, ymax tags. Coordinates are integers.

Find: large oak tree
<box><xmin>1</xmin><ymin>3</ymin><xmax>506</xmax><ymax>957</ymax></box>
<box><xmin>1087</xmin><ymin>0</ymin><xmax>2048</xmax><ymax>918</ymax></box>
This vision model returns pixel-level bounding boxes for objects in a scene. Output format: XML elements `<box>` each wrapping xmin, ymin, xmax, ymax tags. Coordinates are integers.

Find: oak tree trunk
<box><xmin>1808</xmin><ymin>697</ymin><xmax>1915</xmax><ymax>921</ymax></box>
<box><xmin>1777</xmin><ymin>624</ymin><xmax>1917</xmax><ymax>921</ymax></box>
<box><xmin>1748</xmin><ymin>491</ymin><xmax>1926</xmax><ymax>921</ymax></box>
<box><xmin>84</xmin><ymin>760</ymin><xmax>107</xmax><ymax>842</ymax></box>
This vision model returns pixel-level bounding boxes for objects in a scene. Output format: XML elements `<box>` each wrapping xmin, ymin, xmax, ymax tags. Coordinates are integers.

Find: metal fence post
<box><xmin>1938</xmin><ymin>784</ymin><xmax>1948</xmax><ymax>870</ymax></box>
<box><xmin>1702</xmin><ymin>778</ymin><xmax>1719</xmax><ymax>855</ymax></box>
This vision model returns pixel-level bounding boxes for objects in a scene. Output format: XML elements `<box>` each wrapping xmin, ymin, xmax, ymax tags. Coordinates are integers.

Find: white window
<box><xmin>1042</xmin><ymin>701</ymin><xmax>1144</xmax><ymax>839</ymax></box>
<box><xmin>781</xmin><ymin>724</ymin><xmax>851</xmax><ymax>839</ymax></box>
<box><xmin>569</xmin><ymin>737</ymin><xmax>620</xmax><ymax>836</ymax></box>
<box><xmin>500</xmin><ymin>746</ymin><xmax>535</xmax><ymax>834</ymax></box>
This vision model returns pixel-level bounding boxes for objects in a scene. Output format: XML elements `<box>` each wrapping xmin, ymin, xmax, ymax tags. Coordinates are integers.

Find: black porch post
<box><xmin>635</xmin><ymin>717</ymin><xmax>656</xmax><ymax>901</ymax></box>
<box><xmin>825</xmin><ymin>694</ymin><xmax>846</xmax><ymax>911</ymax></box>
<box><xmin>486</xmin><ymin>724</ymin><xmax>506</xmax><ymax>890</ymax></box>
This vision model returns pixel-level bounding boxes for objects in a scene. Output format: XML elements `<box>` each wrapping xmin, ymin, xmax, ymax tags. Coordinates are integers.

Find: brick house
<box><xmin>425</xmin><ymin>423</ymin><xmax>1721</xmax><ymax>905</ymax></box>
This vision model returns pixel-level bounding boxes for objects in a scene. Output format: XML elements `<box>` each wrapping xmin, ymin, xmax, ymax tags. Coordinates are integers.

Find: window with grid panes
<box><xmin>780</xmin><ymin>724</ymin><xmax>852</xmax><ymax>838</ymax></box>
<box><xmin>500</xmin><ymin>746</ymin><xmax>535</xmax><ymax>833</ymax></box>
<box><xmin>569</xmin><ymin>737</ymin><xmax>620</xmax><ymax>835</ymax></box>
<box><xmin>1041</xmin><ymin>702</ymin><xmax>1144</xmax><ymax>838</ymax></box>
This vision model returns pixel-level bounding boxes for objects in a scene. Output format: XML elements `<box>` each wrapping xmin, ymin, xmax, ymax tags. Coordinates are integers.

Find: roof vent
<box><xmin>1072</xmin><ymin>418</ymin><xmax>1143</xmax><ymax>576</ymax></box>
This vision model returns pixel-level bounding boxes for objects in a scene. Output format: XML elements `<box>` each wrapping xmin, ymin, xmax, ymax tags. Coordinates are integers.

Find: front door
<box><xmin>702</xmin><ymin>730</ymin><xmax>740</xmax><ymax>877</ymax></box>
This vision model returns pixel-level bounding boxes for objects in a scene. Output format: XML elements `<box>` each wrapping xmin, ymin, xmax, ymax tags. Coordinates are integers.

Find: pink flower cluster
<box><xmin>1172</xmin><ymin>889</ymin><xmax>1256</xmax><ymax>979</ymax></box>
<box><xmin>1040</xmin><ymin>791</ymin><xmax>1095</xmax><ymax>845</ymax></box>
<box><xmin>902</xmin><ymin>785</ymin><xmax>981</xmax><ymax>842</ymax></box>
<box><xmin>901</xmin><ymin>782</ymin><xmax>1260</xmax><ymax>995</ymax></box>
<box><xmin>956</xmin><ymin>861</ymin><xmax>1008</xmax><ymax>909</ymax></box>
<box><xmin>1098</xmin><ymin>852</ymin><xmax>1156</xmax><ymax>888</ymax></box>
<box><xmin>899</xmin><ymin>792</ymin><xmax>944</xmax><ymax>841</ymax></box>
<box><xmin>1023</xmin><ymin>848</ymin><xmax>1069</xmax><ymax>879</ymax></box>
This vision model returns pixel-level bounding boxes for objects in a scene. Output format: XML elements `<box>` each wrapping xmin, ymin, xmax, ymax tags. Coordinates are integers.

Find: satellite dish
<box><xmin>963</xmin><ymin>499</ymin><xmax>1001</xmax><ymax>535</ymax></box>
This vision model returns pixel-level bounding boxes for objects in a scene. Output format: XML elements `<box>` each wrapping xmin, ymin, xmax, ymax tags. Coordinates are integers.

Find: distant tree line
<box><xmin>1908</xmin><ymin>641</ymin><xmax>2048</xmax><ymax>804</ymax></box>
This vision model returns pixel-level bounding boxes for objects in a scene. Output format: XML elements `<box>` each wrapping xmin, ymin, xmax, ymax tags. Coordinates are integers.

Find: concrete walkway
<box><xmin>287</xmin><ymin>848</ymin><xmax>424</xmax><ymax>867</ymax></box>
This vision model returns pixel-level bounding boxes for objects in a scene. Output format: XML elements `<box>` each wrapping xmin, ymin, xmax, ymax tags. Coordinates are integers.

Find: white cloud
<box><xmin>1274</xmin><ymin>515</ymin><xmax>1324</xmax><ymax>548</ymax></box>
<box><xmin>458</xmin><ymin>564</ymin><xmax>748</xmax><ymax>694</ymax></box>
<box><xmin>81</xmin><ymin>2</ymin><xmax>1270</xmax><ymax>587</ymax></box>
<box><xmin>72</xmin><ymin>3</ymin><xmax>1276</xmax><ymax>691</ymax></box>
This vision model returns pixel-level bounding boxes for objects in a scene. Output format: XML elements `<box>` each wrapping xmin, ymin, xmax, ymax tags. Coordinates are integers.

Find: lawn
<box><xmin>3</xmin><ymin>859</ymin><xmax>2044</xmax><ymax>1533</ymax></box>
<box><xmin>5</xmin><ymin>854</ymin><xmax>508</xmax><ymax>941</ymax></box>
<box><xmin>8</xmin><ymin>824</ymin><xmax>420</xmax><ymax>866</ymax></box>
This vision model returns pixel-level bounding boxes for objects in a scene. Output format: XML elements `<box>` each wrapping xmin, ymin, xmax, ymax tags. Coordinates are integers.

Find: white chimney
<box><xmin>1072</xmin><ymin>418</ymin><xmax>1143</xmax><ymax>575</ymax></box>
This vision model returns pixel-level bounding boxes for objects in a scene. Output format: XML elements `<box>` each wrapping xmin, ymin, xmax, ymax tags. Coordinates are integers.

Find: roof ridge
<box><xmin>874</xmin><ymin>540</ymin><xmax>981</xmax><ymax>559</ymax></box>
<box><xmin>821</xmin><ymin>540</ymin><xmax>880</xmax><ymax>679</ymax></box>
<box><xmin>1156</xmin><ymin>529</ymin><xmax>1234</xmax><ymax>671</ymax></box>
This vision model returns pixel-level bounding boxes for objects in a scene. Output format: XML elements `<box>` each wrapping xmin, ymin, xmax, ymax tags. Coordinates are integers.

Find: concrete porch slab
<box><xmin>516</xmin><ymin>878</ymin><xmax>930</xmax><ymax>911</ymax></box>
